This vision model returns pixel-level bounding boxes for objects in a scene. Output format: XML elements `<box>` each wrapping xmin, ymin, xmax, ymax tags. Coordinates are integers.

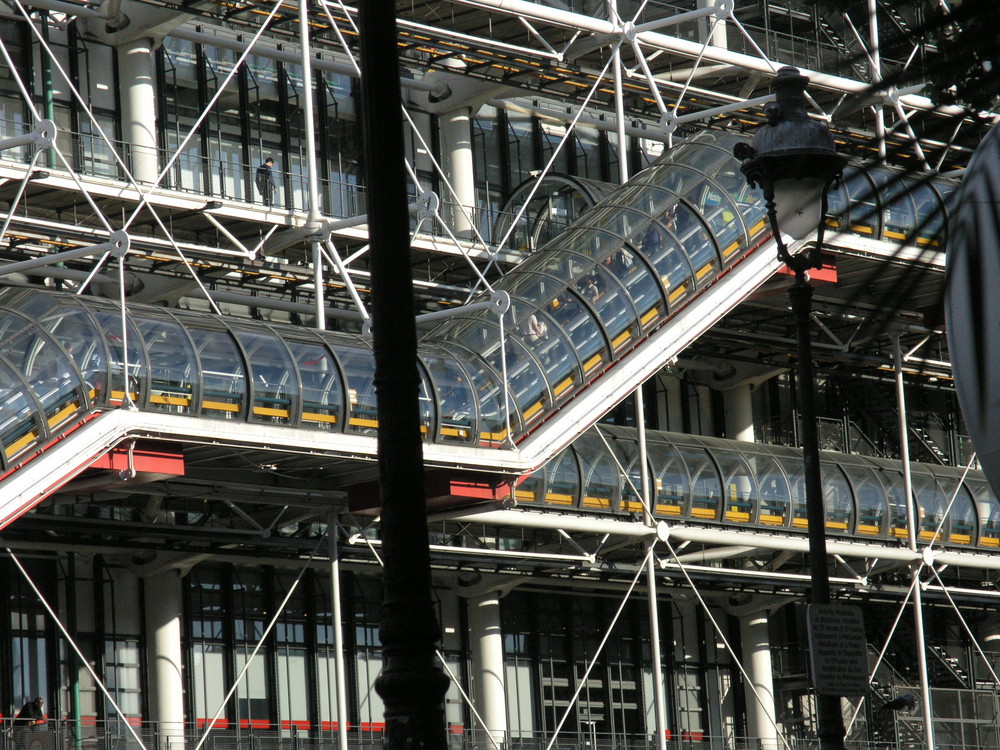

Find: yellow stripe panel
<box><xmin>583</xmin><ymin>354</ymin><xmax>602</xmax><ymax>373</ymax></box>
<box><xmin>759</xmin><ymin>514</ymin><xmax>784</xmax><ymax>526</ymax></box>
<box><xmin>667</xmin><ymin>284</ymin><xmax>688</xmax><ymax>303</ymax></box>
<box><xmin>980</xmin><ymin>537</ymin><xmax>1000</xmax><ymax>547</ymax></box>
<box><xmin>640</xmin><ymin>307</ymin><xmax>659</xmax><ymax>325</ymax></box>
<box><xmin>6</xmin><ymin>429</ymin><xmax>38</xmax><ymax>457</ymax></box>
<box><xmin>725</xmin><ymin>511</ymin><xmax>750</xmax><ymax>523</ymax></box>
<box><xmin>523</xmin><ymin>401</ymin><xmax>544</xmax><ymax>421</ymax></box>
<box><xmin>856</xmin><ymin>524</ymin><xmax>881</xmax><ymax>536</ymax></box>
<box><xmin>691</xmin><ymin>507</ymin><xmax>716</xmax><ymax>519</ymax></box>
<box><xmin>949</xmin><ymin>534</ymin><xmax>971</xmax><ymax>545</ymax></box>
<box><xmin>582</xmin><ymin>497</ymin><xmax>611</xmax><ymax>510</ymax></box>
<box><xmin>514</xmin><ymin>489</ymin><xmax>535</xmax><ymax>503</ymax></box>
<box><xmin>655</xmin><ymin>504</ymin><xmax>682</xmax><ymax>516</ymax></box>
<box><xmin>203</xmin><ymin>400</ymin><xmax>240</xmax><ymax>412</ymax></box>
<box><xmin>611</xmin><ymin>330</ymin><xmax>631</xmax><ymax>349</ymax></box>
<box><xmin>48</xmin><ymin>401</ymin><xmax>81</xmax><ymax>427</ymax></box>
<box><xmin>254</xmin><ymin>406</ymin><xmax>290</xmax><ymax>418</ymax></box>
<box><xmin>695</xmin><ymin>262</ymin><xmax>716</xmax><ymax>280</ymax></box>
<box><xmin>545</xmin><ymin>493</ymin><xmax>574</xmax><ymax>506</ymax></box>
<box><xmin>151</xmin><ymin>394</ymin><xmax>193</xmax><ymax>406</ymax></box>
<box><xmin>302</xmin><ymin>412</ymin><xmax>338</xmax><ymax>424</ymax></box>
<box><xmin>553</xmin><ymin>377</ymin><xmax>573</xmax><ymax>396</ymax></box>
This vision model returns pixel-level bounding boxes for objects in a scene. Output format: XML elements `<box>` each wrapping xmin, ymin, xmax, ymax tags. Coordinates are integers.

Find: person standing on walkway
<box><xmin>13</xmin><ymin>697</ymin><xmax>45</xmax><ymax>750</ymax></box>
<box><xmin>255</xmin><ymin>156</ymin><xmax>277</xmax><ymax>207</ymax></box>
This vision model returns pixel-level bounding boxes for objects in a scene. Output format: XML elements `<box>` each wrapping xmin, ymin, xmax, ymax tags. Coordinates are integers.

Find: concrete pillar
<box><xmin>119</xmin><ymin>38</ymin><xmax>159</xmax><ymax>184</ymax></box>
<box><xmin>724</xmin><ymin>383</ymin><xmax>755</xmax><ymax>443</ymax></box>
<box><xmin>977</xmin><ymin>617</ymin><xmax>1000</xmax><ymax>681</ymax></box>
<box><xmin>145</xmin><ymin>570</ymin><xmax>186</xmax><ymax>750</ymax></box>
<box><xmin>657</xmin><ymin>372</ymin><xmax>685</xmax><ymax>433</ymax></box>
<box><xmin>740</xmin><ymin>610</ymin><xmax>778</xmax><ymax>750</ymax></box>
<box><xmin>693</xmin><ymin>383</ymin><xmax>713</xmax><ymax>437</ymax></box>
<box><xmin>441</xmin><ymin>106</ymin><xmax>476</xmax><ymax>238</ymax></box>
<box><xmin>468</xmin><ymin>592</ymin><xmax>507</xmax><ymax>746</ymax></box>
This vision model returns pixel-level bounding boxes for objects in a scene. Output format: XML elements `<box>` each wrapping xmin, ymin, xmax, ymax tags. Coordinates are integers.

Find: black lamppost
<box><xmin>358</xmin><ymin>2</ymin><xmax>449</xmax><ymax>750</ymax></box>
<box><xmin>735</xmin><ymin>66</ymin><xmax>847</xmax><ymax>750</ymax></box>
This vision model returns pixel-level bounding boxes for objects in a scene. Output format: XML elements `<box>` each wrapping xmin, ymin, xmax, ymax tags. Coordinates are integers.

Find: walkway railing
<box><xmin>0</xmin><ymin>721</ymin><xmax>959</xmax><ymax>750</ymax></box>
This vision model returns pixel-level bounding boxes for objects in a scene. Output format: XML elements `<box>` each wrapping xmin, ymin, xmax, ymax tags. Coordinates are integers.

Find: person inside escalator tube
<box><xmin>525</xmin><ymin>313</ymin><xmax>548</xmax><ymax>344</ymax></box>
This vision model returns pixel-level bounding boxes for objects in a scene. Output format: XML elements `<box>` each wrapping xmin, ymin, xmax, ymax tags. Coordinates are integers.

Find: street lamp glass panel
<box><xmin>773</xmin><ymin>176</ymin><xmax>826</xmax><ymax>240</ymax></box>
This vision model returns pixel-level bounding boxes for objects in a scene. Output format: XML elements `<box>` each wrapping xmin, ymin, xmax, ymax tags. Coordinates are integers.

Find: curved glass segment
<box><xmin>286</xmin><ymin>333</ymin><xmax>345</xmax><ymax>431</ymax></box>
<box><xmin>0</xmin><ymin>359</ymin><xmax>46</xmax><ymax>464</ymax></box>
<box><xmin>968</xmin><ymin>477</ymin><xmax>1000</xmax><ymax>547</ymax></box>
<box><xmin>494</xmin><ymin>173</ymin><xmax>617</xmax><ymax>253</ymax></box>
<box><xmin>133</xmin><ymin>309</ymin><xmax>199</xmax><ymax>415</ymax></box>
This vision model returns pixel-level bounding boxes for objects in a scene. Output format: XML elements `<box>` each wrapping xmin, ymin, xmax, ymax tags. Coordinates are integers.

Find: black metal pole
<box><xmin>358</xmin><ymin>4</ymin><xmax>450</xmax><ymax>750</ymax></box>
<box><xmin>789</xmin><ymin>271</ymin><xmax>847</xmax><ymax>750</ymax></box>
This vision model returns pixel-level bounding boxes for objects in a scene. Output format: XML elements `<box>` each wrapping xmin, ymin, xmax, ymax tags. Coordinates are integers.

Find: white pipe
<box><xmin>448</xmin><ymin>0</ymin><xmax>961</xmax><ymax>115</ymax></box>
<box><xmin>328</xmin><ymin>513</ymin><xmax>350</xmax><ymax>750</ymax></box>
<box><xmin>319</xmin><ymin>241</ymin><xmax>369</xmax><ymax>321</ymax></box>
<box><xmin>894</xmin><ymin>335</ymin><xmax>935</xmax><ymax>750</ymax></box>
<box><xmin>868</xmin><ymin>0</ymin><xmax>886</xmax><ymax>163</ymax></box>
<box><xmin>0</xmin><ymin>231</ymin><xmax>129</xmax><ymax>275</ymax></box>
<box><xmin>300</xmin><ymin>0</ymin><xmax>323</xmax><ymax>227</ymax></box>
<box><xmin>637</xmin><ymin>389</ymin><xmax>668</xmax><ymax>750</ymax></box>
<box><xmin>0</xmin><ymin>119</ymin><xmax>55</xmax><ymax>151</ymax></box>
<box><xmin>313</xmin><ymin>241</ymin><xmax>327</xmax><ymax>330</ymax></box>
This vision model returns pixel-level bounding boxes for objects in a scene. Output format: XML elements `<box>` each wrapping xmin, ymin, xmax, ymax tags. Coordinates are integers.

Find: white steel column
<box><xmin>723</xmin><ymin>383</ymin><xmax>754</xmax><ymax>443</ymax></box>
<box><xmin>696</xmin><ymin>0</ymin><xmax>728</xmax><ymax>49</ymax></box>
<box><xmin>328</xmin><ymin>513</ymin><xmax>350</xmax><ymax>750</ymax></box>
<box><xmin>441</xmin><ymin>105</ymin><xmax>476</xmax><ymax>237</ymax></box>
<box><xmin>119</xmin><ymin>38</ymin><xmax>158</xmax><ymax>184</ymax></box>
<box><xmin>893</xmin><ymin>335</ymin><xmax>934</xmax><ymax>750</ymax></box>
<box><xmin>468</xmin><ymin>592</ymin><xmax>508</xmax><ymax>747</ymax></box>
<box><xmin>739</xmin><ymin>609</ymin><xmax>778</xmax><ymax>750</ymax></box>
<box><xmin>637</xmin><ymin>390</ymin><xmax>669</xmax><ymax>750</ymax></box>
<box><xmin>868</xmin><ymin>0</ymin><xmax>887</xmax><ymax>163</ymax></box>
<box><xmin>145</xmin><ymin>570</ymin><xmax>186</xmax><ymax>750</ymax></box>
<box><xmin>299</xmin><ymin>0</ymin><xmax>328</xmax><ymax>326</ymax></box>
